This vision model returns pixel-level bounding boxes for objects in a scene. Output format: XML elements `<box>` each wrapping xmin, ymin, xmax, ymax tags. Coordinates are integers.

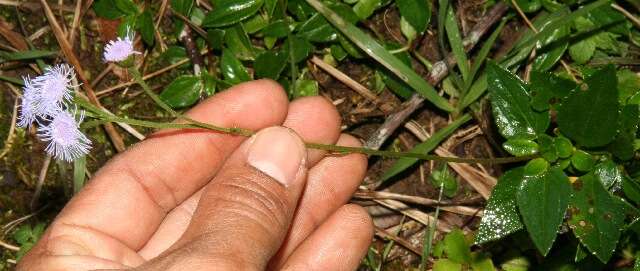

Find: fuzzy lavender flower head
<box><xmin>30</xmin><ymin>64</ymin><xmax>76</xmax><ymax>116</ymax></box>
<box><xmin>17</xmin><ymin>77</ymin><xmax>38</xmax><ymax>128</ymax></box>
<box><xmin>38</xmin><ymin>110</ymin><xmax>91</xmax><ymax>162</ymax></box>
<box><xmin>103</xmin><ymin>30</ymin><xmax>140</xmax><ymax>63</ymax></box>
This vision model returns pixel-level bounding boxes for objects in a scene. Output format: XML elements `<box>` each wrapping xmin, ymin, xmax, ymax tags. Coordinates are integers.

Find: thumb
<box><xmin>141</xmin><ymin>126</ymin><xmax>308</xmax><ymax>271</ymax></box>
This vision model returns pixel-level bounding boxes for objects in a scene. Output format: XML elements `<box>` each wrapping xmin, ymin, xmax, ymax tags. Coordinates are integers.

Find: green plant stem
<box><xmin>78</xmin><ymin>68</ymin><xmax>537</xmax><ymax>165</ymax></box>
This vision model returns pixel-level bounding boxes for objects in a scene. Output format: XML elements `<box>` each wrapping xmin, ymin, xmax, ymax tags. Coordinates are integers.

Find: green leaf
<box><xmin>396</xmin><ymin>0</ymin><xmax>430</xmax><ymax>33</ymax></box>
<box><xmin>475</xmin><ymin>168</ymin><xmax>525</xmax><ymax>244</ymax></box>
<box><xmin>306</xmin><ymin>0</ymin><xmax>454</xmax><ymax>112</ymax></box>
<box><xmin>444</xmin><ymin>229</ymin><xmax>472</xmax><ymax>264</ymax></box>
<box><xmin>201</xmin><ymin>72</ymin><xmax>216</xmax><ymax>97</ymax></box>
<box><xmin>487</xmin><ymin>62</ymin><xmax>549</xmax><ymax>139</ymax></box>
<box><xmin>224</xmin><ymin>24</ymin><xmax>255</xmax><ymax>60</ymax></box>
<box><xmin>202</xmin><ymin>0</ymin><xmax>264</xmax><ymax>28</ymax></box>
<box><xmin>617</xmin><ymin>69</ymin><xmax>640</xmax><ymax>104</ymax></box>
<box><xmin>609</xmin><ymin>105</ymin><xmax>639</xmax><ymax>160</ymax></box>
<box><xmin>114</xmin><ymin>0</ymin><xmax>138</xmax><ymax>15</ymax></box>
<box><xmin>261</xmin><ymin>20</ymin><xmax>289</xmax><ymax>38</ymax></box>
<box><xmin>0</xmin><ymin>50</ymin><xmax>58</xmax><ymax>62</ymax></box>
<box><xmin>623</xmin><ymin>177</ymin><xmax>640</xmax><ymax>206</ymax></box>
<box><xmin>524</xmin><ymin>158</ymin><xmax>549</xmax><ymax>176</ymax></box>
<box><xmin>471</xmin><ymin>253</ymin><xmax>496</xmax><ymax>271</ymax></box>
<box><xmin>554</xmin><ymin>136</ymin><xmax>574</xmax><ymax>158</ymax></box>
<box><xmin>221</xmin><ymin>49</ymin><xmax>251</xmax><ymax>84</ymax></box>
<box><xmin>532</xmin><ymin>10</ymin><xmax>570</xmax><ymax>72</ymax></box>
<box><xmin>503</xmin><ymin>138</ymin><xmax>539</xmax><ymax>157</ymax></box>
<box><xmin>557</xmin><ymin>66</ymin><xmax>619</xmax><ymax>148</ymax></box>
<box><xmin>430</xmin><ymin>166</ymin><xmax>458</xmax><ymax>198</ymax></box>
<box><xmin>159</xmin><ymin>75</ymin><xmax>202</xmax><ymax>108</ymax></box>
<box><xmin>293</xmin><ymin>79</ymin><xmax>319</xmax><ymax>98</ymax></box>
<box><xmin>568</xmin><ymin>172</ymin><xmax>625</xmax><ymax>263</ymax></box>
<box><xmin>206</xmin><ymin>29</ymin><xmax>226</xmax><ymax>50</ymax></box>
<box><xmin>381</xmin><ymin>114</ymin><xmax>471</xmax><ymax>181</ymax></box>
<box><xmin>93</xmin><ymin>0</ymin><xmax>125</xmax><ymax>19</ymax></box>
<box><xmin>353</xmin><ymin>0</ymin><xmax>382</xmax><ymax>20</ymax></box>
<box><xmin>254</xmin><ymin>50</ymin><xmax>287</xmax><ymax>80</ymax></box>
<box><xmin>296</xmin><ymin>13</ymin><xmax>337</xmax><ymax>42</ymax></box>
<box><xmin>443</xmin><ymin>1</ymin><xmax>469</xmax><ymax>82</ymax></box>
<box><xmin>569</xmin><ymin>37</ymin><xmax>596</xmax><ymax>64</ymax></box>
<box><xmin>510</xmin><ymin>0</ymin><xmax>610</xmax><ymax>58</ymax></box>
<box><xmin>283</xmin><ymin>36</ymin><xmax>313</xmax><ymax>63</ymax></box>
<box><xmin>635</xmin><ymin>255</ymin><xmax>640</xmax><ymax>271</ymax></box>
<box><xmin>538</xmin><ymin>135</ymin><xmax>558</xmax><ymax>162</ymax></box>
<box><xmin>571</xmin><ymin>150</ymin><xmax>595</xmax><ymax>172</ymax></box>
<box><xmin>171</xmin><ymin>0</ymin><xmax>194</xmax><ymax>16</ymax></box>
<box><xmin>529</xmin><ymin>71</ymin><xmax>576</xmax><ymax>111</ymax></box>
<box><xmin>593</xmin><ymin>159</ymin><xmax>622</xmax><ymax>190</ymax></box>
<box><xmin>517</xmin><ymin>166</ymin><xmax>571</xmax><ymax>256</ymax></box>
<box><xmin>138</xmin><ymin>10</ymin><xmax>155</xmax><ymax>46</ymax></box>
<box><xmin>288</xmin><ymin>0</ymin><xmax>315</xmax><ymax>20</ymax></box>
<box><xmin>433</xmin><ymin>259</ymin><xmax>462</xmax><ymax>271</ymax></box>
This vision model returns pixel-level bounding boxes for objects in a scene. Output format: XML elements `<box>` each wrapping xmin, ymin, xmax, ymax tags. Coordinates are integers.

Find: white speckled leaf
<box><xmin>475</xmin><ymin>168</ymin><xmax>525</xmax><ymax>244</ymax></box>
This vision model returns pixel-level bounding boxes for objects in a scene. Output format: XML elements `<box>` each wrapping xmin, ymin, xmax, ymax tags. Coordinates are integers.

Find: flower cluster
<box><xmin>19</xmin><ymin>64</ymin><xmax>91</xmax><ymax>162</ymax></box>
<box><xmin>103</xmin><ymin>30</ymin><xmax>139</xmax><ymax>64</ymax></box>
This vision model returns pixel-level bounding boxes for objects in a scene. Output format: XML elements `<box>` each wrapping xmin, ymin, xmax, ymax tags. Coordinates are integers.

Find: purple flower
<box><xmin>103</xmin><ymin>30</ymin><xmax>139</xmax><ymax>63</ymax></box>
<box><xmin>17</xmin><ymin>77</ymin><xmax>38</xmax><ymax>128</ymax></box>
<box><xmin>38</xmin><ymin>110</ymin><xmax>91</xmax><ymax>162</ymax></box>
<box><xmin>30</xmin><ymin>64</ymin><xmax>76</xmax><ymax>116</ymax></box>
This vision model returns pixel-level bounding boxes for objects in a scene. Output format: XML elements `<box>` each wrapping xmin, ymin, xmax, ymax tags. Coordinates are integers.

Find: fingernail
<box><xmin>247</xmin><ymin>127</ymin><xmax>306</xmax><ymax>186</ymax></box>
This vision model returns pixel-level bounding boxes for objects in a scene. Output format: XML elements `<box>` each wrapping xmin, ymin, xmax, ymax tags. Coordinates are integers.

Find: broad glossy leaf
<box><xmin>532</xmin><ymin>9</ymin><xmax>570</xmax><ymax>72</ymax></box>
<box><xmin>297</xmin><ymin>14</ymin><xmax>337</xmax><ymax>42</ymax></box>
<box><xmin>487</xmin><ymin>62</ymin><xmax>549</xmax><ymax>139</ymax></box>
<box><xmin>254</xmin><ymin>50</ymin><xmax>287</xmax><ymax>80</ymax></box>
<box><xmin>444</xmin><ymin>229</ymin><xmax>471</xmax><ymax>264</ymax></box>
<box><xmin>503</xmin><ymin>138</ymin><xmax>539</xmax><ymax>157</ymax></box>
<box><xmin>159</xmin><ymin>75</ymin><xmax>202</xmax><ymax>108</ymax></box>
<box><xmin>221</xmin><ymin>49</ymin><xmax>251</xmax><ymax>84</ymax></box>
<box><xmin>609</xmin><ymin>105</ymin><xmax>639</xmax><ymax>160</ymax></box>
<box><xmin>288</xmin><ymin>0</ymin><xmax>315</xmax><ymax>20</ymax></box>
<box><xmin>557</xmin><ymin>66</ymin><xmax>619</xmax><ymax>147</ymax></box>
<box><xmin>517</xmin><ymin>166</ymin><xmax>571</xmax><ymax>256</ymax></box>
<box><xmin>571</xmin><ymin>150</ymin><xmax>595</xmax><ymax>172</ymax></box>
<box><xmin>529</xmin><ymin>71</ymin><xmax>575</xmax><ymax>111</ymax></box>
<box><xmin>554</xmin><ymin>136</ymin><xmax>574</xmax><ymax>158</ymax></box>
<box><xmin>261</xmin><ymin>20</ymin><xmax>289</xmax><ymax>38</ymax></box>
<box><xmin>568</xmin><ymin>173</ymin><xmax>625</xmax><ymax>263</ymax></box>
<box><xmin>593</xmin><ymin>159</ymin><xmax>622</xmax><ymax>190</ymax></box>
<box><xmin>396</xmin><ymin>0</ymin><xmax>430</xmax><ymax>33</ymax></box>
<box><xmin>475</xmin><ymin>168</ymin><xmax>525</xmax><ymax>244</ymax></box>
<box><xmin>224</xmin><ymin>24</ymin><xmax>255</xmax><ymax>60</ymax></box>
<box><xmin>513</xmin><ymin>0</ymin><xmax>541</xmax><ymax>13</ymax></box>
<box><xmin>381</xmin><ymin>114</ymin><xmax>471</xmax><ymax>181</ymax></box>
<box><xmin>202</xmin><ymin>0</ymin><xmax>264</xmax><ymax>28</ymax></box>
<box><xmin>206</xmin><ymin>29</ymin><xmax>225</xmax><ymax>50</ymax></box>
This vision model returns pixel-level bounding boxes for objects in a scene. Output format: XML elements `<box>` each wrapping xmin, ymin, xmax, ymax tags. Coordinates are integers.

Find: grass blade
<box><xmin>421</xmin><ymin>183</ymin><xmax>444</xmax><ymax>270</ymax></box>
<box><xmin>443</xmin><ymin>1</ymin><xmax>470</xmax><ymax>83</ymax></box>
<box><xmin>73</xmin><ymin>155</ymin><xmax>87</xmax><ymax>194</ymax></box>
<box><xmin>381</xmin><ymin>114</ymin><xmax>472</xmax><ymax>182</ymax></box>
<box><xmin>306</xmin><ymin>0</ymin><xmax>454</xmax><ymax>112</ymax></box>
<box><xmin>465</xmin><ymin>19</ymin><xmax>507</xmax><ymax>92</ymax></box>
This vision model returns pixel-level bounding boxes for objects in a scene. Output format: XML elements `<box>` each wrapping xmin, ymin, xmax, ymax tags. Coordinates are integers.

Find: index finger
<box><xmin>51</xmin><ymin>80</ymin><xmax>289</xmax><ymax>250</ymax></box>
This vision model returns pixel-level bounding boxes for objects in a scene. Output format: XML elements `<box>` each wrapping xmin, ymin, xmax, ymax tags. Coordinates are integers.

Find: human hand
<box><xmin>17</xmin><ymin>80</ymin><xmax>373</xmax><ymax>271</ymax></box>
